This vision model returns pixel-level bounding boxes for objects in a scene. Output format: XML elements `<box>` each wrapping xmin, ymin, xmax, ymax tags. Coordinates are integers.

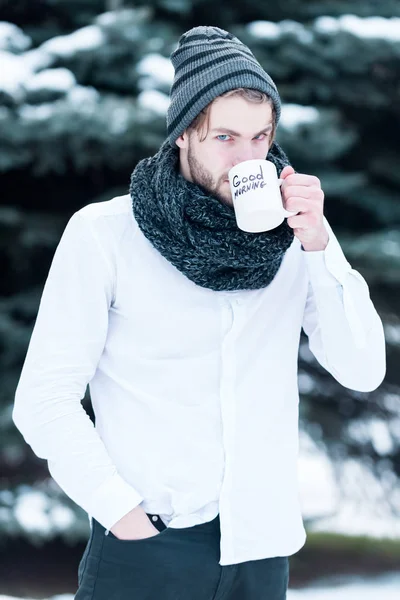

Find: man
<box><xmin>13</xmin><ymin>26</ymin><xmax>385</xmax><ymax>600</ymax></box>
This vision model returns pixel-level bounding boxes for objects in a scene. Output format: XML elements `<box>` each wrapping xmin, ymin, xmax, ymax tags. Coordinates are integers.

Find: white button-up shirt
<box><xmin>13</xmin><ymin>194</ymin><xmax>386</xmax><ymax>565</ymax></box>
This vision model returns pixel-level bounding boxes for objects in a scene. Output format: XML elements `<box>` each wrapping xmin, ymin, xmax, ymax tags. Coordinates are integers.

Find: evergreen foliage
<box><xmin>0</xmin><ymin>0</ymin><xmax>398</xmax><ymax>541</ymax></box>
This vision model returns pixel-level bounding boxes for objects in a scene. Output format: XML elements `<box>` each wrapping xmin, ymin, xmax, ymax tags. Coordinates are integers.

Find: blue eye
<box><xmin>217</xmin><ymin>135</ymin><xmax>231</xmax><ymax>141</ymax></box>
<box><xmin>254</xmin><ymin>134</ymin><xmax>266</xmax><ymax>141</ymax></box>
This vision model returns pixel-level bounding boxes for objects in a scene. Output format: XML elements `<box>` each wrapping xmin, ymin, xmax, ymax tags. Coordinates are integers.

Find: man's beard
<box><xmin>187</xmin><ymin>144</ymin><xmax>232</xmax><ymax>206</ymax></box>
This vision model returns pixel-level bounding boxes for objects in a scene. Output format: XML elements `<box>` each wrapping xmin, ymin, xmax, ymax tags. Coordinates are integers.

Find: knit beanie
<box><xmin>166</xmin><ymin>26</ymin><xmax>281</xmax><ymax>147</ymax></box>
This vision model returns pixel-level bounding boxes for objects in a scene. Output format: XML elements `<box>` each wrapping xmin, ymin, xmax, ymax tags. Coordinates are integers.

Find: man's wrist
<box><xmin>301</xmin><ymin>230</ymin><xmax>329</xmax><ymax>252</ymax></box>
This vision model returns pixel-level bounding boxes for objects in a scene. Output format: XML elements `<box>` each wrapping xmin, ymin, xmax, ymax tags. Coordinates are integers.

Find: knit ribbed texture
<box><xmin>167</xmin><ymin>26</ymin><xmax>281</xmax><ymax>147</ymax></box>
<box><xmin>130</xmin><ymin>140</ymin><xmax>294</xmax><ymax>292</ymax></box>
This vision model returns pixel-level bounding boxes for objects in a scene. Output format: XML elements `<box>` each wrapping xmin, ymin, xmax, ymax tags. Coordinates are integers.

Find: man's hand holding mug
<box><xmin>280</xmin><ymin>166</ymin><xmax>329</xmax><ymax>252</ymax></box>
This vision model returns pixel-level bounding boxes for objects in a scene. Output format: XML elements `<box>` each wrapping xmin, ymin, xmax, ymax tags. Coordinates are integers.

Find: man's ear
<box><xmin>175</xmin><ymin>130</ymin><xmax>189</xmax><ymax>149</ymax></box>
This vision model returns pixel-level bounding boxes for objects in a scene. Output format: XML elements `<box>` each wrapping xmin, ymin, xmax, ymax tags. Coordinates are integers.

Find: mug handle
<box><xmin>278</xmin><ymin>178</ymin><xmax>297</xmax><ymax>218</ymax></box>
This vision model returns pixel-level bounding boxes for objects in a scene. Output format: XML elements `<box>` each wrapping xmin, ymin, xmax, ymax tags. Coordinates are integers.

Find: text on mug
<box><xmin>232</xmin><ymin>165</ymin><xmax>266</xmax><ymax>199</ymax></box>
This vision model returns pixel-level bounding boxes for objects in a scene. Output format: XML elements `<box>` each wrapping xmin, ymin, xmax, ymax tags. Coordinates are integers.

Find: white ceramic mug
<box><xmin>228</xmin><ymin>159</ymin><xmax>296</xmax><ymax>233</ymax></box>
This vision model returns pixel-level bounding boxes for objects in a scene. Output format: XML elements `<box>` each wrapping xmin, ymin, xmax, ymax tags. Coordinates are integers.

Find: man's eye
<box><xmin>216</xmin><ymin>135</ymin><xmax>231</xmax><ymax>141</ymax></box>
<box><xmin>254</xmin><ymin>134</ymin><xmax>266</xmax><ymax>140</ymax></box>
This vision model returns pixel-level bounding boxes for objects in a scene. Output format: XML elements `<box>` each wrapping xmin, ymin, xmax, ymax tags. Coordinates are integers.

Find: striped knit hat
<box><xmin>167</xmin><ymin>26</ymin><xmax>281</xmax><ymax>147</ymax></box>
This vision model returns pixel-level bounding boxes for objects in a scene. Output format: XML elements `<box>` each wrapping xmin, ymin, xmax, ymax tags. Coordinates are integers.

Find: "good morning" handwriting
<box><xmin>232</xmin><ymin>165</ymin><xmax>266</xmax><ymax>199</ymax></box>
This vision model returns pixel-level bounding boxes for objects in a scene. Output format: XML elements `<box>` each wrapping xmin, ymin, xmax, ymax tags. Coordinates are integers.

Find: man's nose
<box><xmin>231</xmin><ymin>144</ymin><xmax>255</xmax><ymax>166</ymax></box>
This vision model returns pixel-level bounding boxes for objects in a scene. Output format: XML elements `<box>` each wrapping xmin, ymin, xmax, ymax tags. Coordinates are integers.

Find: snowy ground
<box><xmin>289</xmin><ymin>573</ymin><xmax>400</xmax><ymax>598</ymax></box>
<box><xmin>1</xmin><ymin>574</ymin><xmax>400</xmax><ymax>599</ymax></box>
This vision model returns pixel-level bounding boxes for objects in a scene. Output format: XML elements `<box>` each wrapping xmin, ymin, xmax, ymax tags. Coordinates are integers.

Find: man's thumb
<box><xmin>280</xmin><ymin>165</ymin><xmax>295</xmax><ymax>180</ymax></box>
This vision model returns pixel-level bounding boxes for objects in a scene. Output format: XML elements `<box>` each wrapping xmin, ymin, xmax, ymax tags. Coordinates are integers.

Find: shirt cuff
<box><xmin>87</xmin><ymin>471</ymin><xmax>144</xmax><ymax>531</ymax></box>
<box><xmin>303</xmin><ymin>216</ymin><xmax>352</xmax><ymax>287</ymax></box>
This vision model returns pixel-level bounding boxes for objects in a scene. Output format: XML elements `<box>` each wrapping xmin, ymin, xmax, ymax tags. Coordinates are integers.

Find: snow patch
<box><xmin>247</xmin><ymin>21</ymin><xmax>281</xmax><ymax>40</ymax></box>
<box><xmin>315</xmin><ymin>15</ymin><xmax>400</xmax><ymax>41</ymax></box>
<box><xmin>96</xmin><ymin>10</ymin><xmax>119</xmax><ymax>27</ymax></box>
<box><xmin>19</xmin><ymin>103</ymin><xmax>57</xmax><ymax>121</ymax></box>
<box><xmin>23</xmin><ymin>48</ymin><xmax>54</xmax><ymax>72</ymax></box>
<box><xmin>298</xmin><ymin>430</ymin><xmax>400</xmax><ymax>539</ymax></box>
<box><xmin>369</xmin><ymin>418</ymin><xmax>394</xmax><ymax>456</ymax></box>
<box><xmin>288</xmin><ymin>575</ymin><xmax>400</xmax><ymax>599</ymax></box>
<box><xmin>315</xmin><ymin>17</ymin><xmax>341</xmax><ymax>35</ymax></box>
<box><xmin>382</xmin><ymin>392</ymin><xmax>400</xmax><ymax>411</ymax></box>
<box><xmin>298</xmin><ymin>372</ymin><xmax>317</xmax><ymax>395</ymax></box>
<box><xmin>309</xmin><ymin>458</ymin><xmax>400</xmax><ymax>538</ymax></box>
<box><xmin>0</xmin><ymin>596</ymin><xmax>73</xmax><ymax>600</ymax></box>
<box><xmin>279</xmin><ymin>104</ymin><xmax>319</xmax><ymax>131</ymax></box>
<box><xmin>67</xmin><ymin>85</ymin><xmax>99</xmax><ymax>107</ymax></box>
<box><xmin>0</xmin><ymin>50</ymin><xmax>69</xmax><ymax>103</ymax></box>
<box><xmin>41</xmin><ymin>25</ymin><xmax>105</xmax><ymax>59</ymax></box>
<box><xmin>14</xmin><ymin>489</ymin><xmax>75</xmax><ymax>535</ymax></box>
<box><xmin>137</xmin><ymin>89</ymin><xmax>170</xmax><ymax>115</ymax></box>
<box><xmin>247</xmin><ymin>20</ymin><xmax>312</xmax><ymax>44</ymax></box>
<box><xmin>384</xmin><ymin>325</ymin><xmax>400</xmax><ymax>346</ymax></box>
<box><xmin>298</xmin><ymin>431</ymin><xmax>338</xmax><ymax>519</ymax></box>
<box><xmin>0</xmin><ymin>51</ymin><xmax>32</xmax><ymax>100</ymax></box>
<box><xmin>381</xmin><ymin>237</ymin><xmax>400</xmax><ymax>258</ymax></box>
<box><xmin>137</xmin><ymin>53</ymin><xmax>175</xmax><ymax>88</ymax></box>
<box><xmin>49</xmin><ymin>505</ymin><xmax>75</xmax><ymax>529</ymax></box>
<box><xmin>0</xmin><ymin>21</ymin><xmax>31</xmax><ymax>53</ymax></box>
<box><xmin>14</xmin><ymin>490</ymin><xmax>52</xmax><ymax>534</ymax></box>
<box><xmin>25</xmin><ymin>68</ymin><xmax>76</xmax><ymax>93</ymax></box>
<box><xmin>1</xmin><ymin>575</ymin><xmax>400</xmax><ymax>599</ymax></box>
<box><xmin>280</xmin><ymin>20</ymin><xmax>313</xmax><ymax>44</ymax></box>
<box><xmin>347</xmin><ymin>418</ymin><xmax>394</xmax><ymax>456</ymax></box>
<box><xmin>249</xmin><ymin>16</ymin><xmax>400</xmax><ymax>44</ymax></box>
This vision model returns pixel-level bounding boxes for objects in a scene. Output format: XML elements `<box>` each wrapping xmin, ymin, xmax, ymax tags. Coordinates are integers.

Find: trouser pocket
<box><xmin>75</xmin><ymin>514</ymin><xmax>170</xmax><ymax>599</ymax></box>
<box><xmin>85</xmin><ymin>515</ymin><xmax>221</xmax><ymax>600</ymax></box>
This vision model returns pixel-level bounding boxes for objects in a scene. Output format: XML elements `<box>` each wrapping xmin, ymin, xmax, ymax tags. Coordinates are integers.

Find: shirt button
<box><xmin>151</xmin><ymin>515</ymin><xmax>158</xmax><ymax>521</ymax></box>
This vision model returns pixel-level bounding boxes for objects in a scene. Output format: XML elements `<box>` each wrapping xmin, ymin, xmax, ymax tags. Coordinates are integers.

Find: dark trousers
<box><xmin>75</xmin><ymin>513</ymin><xmax>289</xmax><ymax>600</ymax></box>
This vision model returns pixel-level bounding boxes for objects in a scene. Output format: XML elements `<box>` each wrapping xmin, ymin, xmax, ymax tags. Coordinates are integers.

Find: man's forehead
<box><xmin>208</xmin><ymin>105</ymin><xmax>274</xmax><ymax>137</ymax></box>
<box><xmin>209</xmin><ymin>97</ymin><xmax>272</xmax><ymax>122</ymax></box>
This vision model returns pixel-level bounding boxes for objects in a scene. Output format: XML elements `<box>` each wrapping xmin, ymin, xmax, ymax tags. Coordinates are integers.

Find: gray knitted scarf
<box><xmin>130</xmin><ymin>140</ymin><xmax>294</xmax><ymax>291</ymax></box>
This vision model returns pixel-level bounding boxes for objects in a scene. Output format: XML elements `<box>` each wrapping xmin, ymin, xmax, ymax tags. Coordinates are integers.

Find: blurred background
<box><xmin>0</xmin><ymin>1</ymin><xmax>400</xmax><ymax>598</ymax></box>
